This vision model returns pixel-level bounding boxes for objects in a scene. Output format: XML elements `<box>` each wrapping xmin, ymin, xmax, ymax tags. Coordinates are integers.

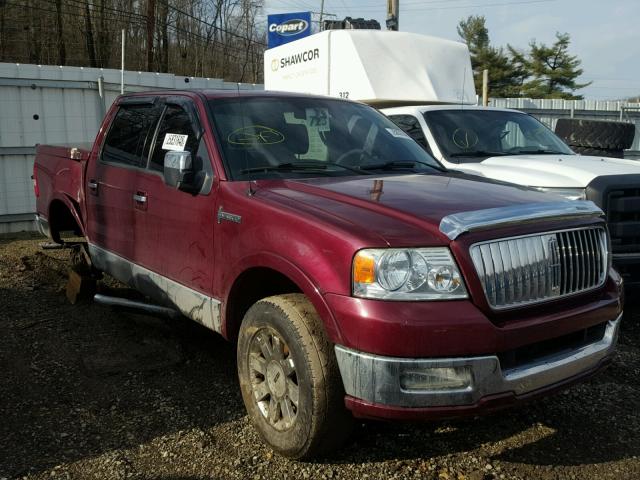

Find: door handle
<box><xmin>88</xmin><ymin>180</ymin><xmax>98</xmax><ymax>190</ymax></box>
<box><xmin>133</xmin><ymin>193</ymin><xmax>147</xmax><ymax>203</ymax></box>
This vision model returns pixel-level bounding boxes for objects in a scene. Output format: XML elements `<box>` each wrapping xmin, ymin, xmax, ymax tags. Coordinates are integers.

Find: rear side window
<box><xmin>388</xmin><ymin>114</ymin><xmax>432</xmax><ymax>155</ymax></box>
<box><xmin>149</xmin><ymin>105</ymin><xmax>200</xmax><ymax>171</ymax></box>
<box><xmin>102</xmin><ymin>104</ymin><xmax>162</xmax><ymax>167</ymax></box>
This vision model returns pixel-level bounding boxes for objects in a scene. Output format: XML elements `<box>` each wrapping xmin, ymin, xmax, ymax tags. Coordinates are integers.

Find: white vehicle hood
<box><xmin>455</xmin><ymin>154</ymin><xmax>640</xmax><ymax>188</ymax></box>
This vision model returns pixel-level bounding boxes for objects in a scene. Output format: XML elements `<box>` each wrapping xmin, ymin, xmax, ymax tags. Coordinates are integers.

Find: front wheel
<box><xmin>237</xmin><ymin>294</ymin><xmax>353</xmax><ymax>459</ymax></box>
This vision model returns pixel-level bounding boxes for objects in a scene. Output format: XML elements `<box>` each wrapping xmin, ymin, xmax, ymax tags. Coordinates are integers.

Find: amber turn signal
<box><xmin>353</xmin><ymin>252</ymin><xmax>376</xmax><ymax>284</ymax></box>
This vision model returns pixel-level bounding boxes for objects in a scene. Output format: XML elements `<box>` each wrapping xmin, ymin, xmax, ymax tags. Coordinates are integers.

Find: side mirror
<box><xmin>163</xmin><ymin>150</ymin><xmax>195</xmax><ymax>191</ymax></box>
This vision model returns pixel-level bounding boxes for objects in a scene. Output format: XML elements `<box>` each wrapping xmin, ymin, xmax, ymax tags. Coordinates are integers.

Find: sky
<box><xmin>261</xmin><ymin>0</ymin><xmax>640</xmax><ymax>100</ymax></box>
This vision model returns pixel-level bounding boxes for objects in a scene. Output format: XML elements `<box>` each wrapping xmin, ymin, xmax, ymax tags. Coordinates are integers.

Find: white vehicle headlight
<box><xmin>533</xmin><ymin>187</ymin><xmax>586</xmax><ymax>201</ymax></box>
<box><xmin>353</xmin><ymin>247</ymin><xmax>468</xmax><ymax>300</ymax></box>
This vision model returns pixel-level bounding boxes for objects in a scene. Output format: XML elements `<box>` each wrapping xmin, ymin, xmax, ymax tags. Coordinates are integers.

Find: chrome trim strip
<box><xmin>335</xmin><ymin>313</ymin><xmax>620</xmax><ymax>408</ymax></box>
<box><xmin>439</xmin><ymin>201</ymin><xmax>604</xmax><ymax>240</ymax></box>
<box><xmin>613</xmin><ymin>253</ymin><xmax>640</xmax><ymax>260</ymax></box>
<box><xmin>88</xmin><ymin>243</ymin><xmax>222</xmax><ymax>333</ymax></box>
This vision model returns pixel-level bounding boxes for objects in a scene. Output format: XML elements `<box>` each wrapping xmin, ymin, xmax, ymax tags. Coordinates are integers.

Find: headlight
<box><xmin>533</xmin><ymin>187</ymin><xmax>586</xmax><ymax>201</ymax></box>
<box><xmin>353</xmin><ymin>247</ymin><xmax>468</xmax><ymax>300</ymax></box>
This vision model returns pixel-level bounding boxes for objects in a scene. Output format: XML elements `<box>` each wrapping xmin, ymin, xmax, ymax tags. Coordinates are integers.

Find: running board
<box><xmin>93</xmin><ymin>294</ymin><xmax>180</xmax><ymax>319</ymax></box>
<box><xmin>40</xmin><ymin>241</ymin><xmax>85</xmax><ymax>250</ymax></box>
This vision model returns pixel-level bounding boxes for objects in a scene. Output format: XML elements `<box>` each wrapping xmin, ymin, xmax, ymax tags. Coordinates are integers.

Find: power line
<box><xmin>318</xmin><ymin>0</ymin><xmax>557</xmax><ymax>11</ymax></box>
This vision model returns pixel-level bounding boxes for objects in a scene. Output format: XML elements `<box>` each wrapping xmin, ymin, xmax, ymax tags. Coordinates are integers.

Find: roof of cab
<box><xmin>119</xmin><ymin>89</ymin><xmax>355</xmax><ymax>102</ymax></box>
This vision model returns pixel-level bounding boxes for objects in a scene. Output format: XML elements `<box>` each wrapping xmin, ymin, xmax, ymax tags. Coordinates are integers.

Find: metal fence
<box><xmin>491</xmin><ymin>98</ymin><xmax>640</xmax><ymax>159</ymax></box>
<box><xmin>2</xmin><ymin>67</ymin><xmax>639</xmax><ymax>234</ymax></box>
<box><xmin>0</xmin><ymin>62</ymin><xmax>262</xmax><ymax>233</ymax></box>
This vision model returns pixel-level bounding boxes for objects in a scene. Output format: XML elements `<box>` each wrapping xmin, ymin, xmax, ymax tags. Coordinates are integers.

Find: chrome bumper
<box><xmin>35</xmin><ymin>214</ymin><xmax>51</xmax><ymax>239</ymax></box>
<box><xmin>335</xmin><ymin>313</ymin><xmax>621</xmax><ymax>408</ymax></box>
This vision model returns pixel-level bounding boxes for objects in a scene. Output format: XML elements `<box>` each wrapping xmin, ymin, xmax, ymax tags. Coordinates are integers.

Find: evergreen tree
<box><xmin>510</xmin><ymin>33</ymin><xmax>590</xmax><ymax>99</ymax></box>
<box><xmin>457</xmin><ymin>15</ymin><xmax>525</xmax><ymax>98</ymax></box>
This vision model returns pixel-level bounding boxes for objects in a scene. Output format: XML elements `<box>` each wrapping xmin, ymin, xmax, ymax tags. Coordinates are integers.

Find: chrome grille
<box><xmin>470</xmin><ymin>227</ymin><xmax>608</xmax><ymax>309</ymax></box>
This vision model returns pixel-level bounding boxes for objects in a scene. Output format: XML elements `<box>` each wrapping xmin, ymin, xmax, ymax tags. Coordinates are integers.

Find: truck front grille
<box><xmin>607</xmin><ymin>188</ymin><xmax>640</xmax><ymax>255</ymax></box>
<box><xmin>470</xmin><ymin>227</ymin><xmax>608</xmax><ymax>309</ymax></box>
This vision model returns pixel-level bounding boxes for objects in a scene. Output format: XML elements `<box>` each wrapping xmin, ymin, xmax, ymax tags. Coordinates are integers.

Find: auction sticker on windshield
<box><xmin>162</xmin><ymin>133</ymin><xmax>189</xmax><ymax>151</ymax></box>
<box><xmin>386</xmin><ymin>127</ymin><xmax>412</xmax><ymax>139</ymax></box>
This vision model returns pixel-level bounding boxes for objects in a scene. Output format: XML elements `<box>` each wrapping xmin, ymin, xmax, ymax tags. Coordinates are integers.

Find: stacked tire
<box><xmin>555</xmin><ymin>118</ymin><xmax>636</xmax><ymax>159</ymax></box>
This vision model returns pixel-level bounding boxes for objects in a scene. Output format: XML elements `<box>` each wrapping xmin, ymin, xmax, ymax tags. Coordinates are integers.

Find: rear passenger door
<box><xmin>85</xmin><ymin>98</ymin><xmax>162</xmax><ymax>261</ymax></box>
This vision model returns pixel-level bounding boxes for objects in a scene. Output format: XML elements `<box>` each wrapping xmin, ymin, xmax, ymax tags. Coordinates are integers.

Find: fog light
<box><xmin>399</xmin><ymin>366</ymin><xmax>472</xmax><ymax>391</ymax></box>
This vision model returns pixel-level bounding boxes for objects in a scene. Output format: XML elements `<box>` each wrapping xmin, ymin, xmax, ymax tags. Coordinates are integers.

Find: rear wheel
<box><xmin>237</xmin><ymin>294</ymin><xmax>353</xmax><ymax>459</ymax></box>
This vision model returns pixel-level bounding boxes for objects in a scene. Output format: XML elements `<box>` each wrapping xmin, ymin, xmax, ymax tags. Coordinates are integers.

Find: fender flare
<box><xmin>221</xmin><ymin>252</ymin><xmax>345</xmax><ymax>345</ymax></box>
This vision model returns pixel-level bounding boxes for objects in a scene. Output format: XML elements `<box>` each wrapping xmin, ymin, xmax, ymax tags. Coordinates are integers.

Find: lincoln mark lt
<box><xmin>34</xmin><ymin>90</ymin><xmax>623</xmax><ymax>458</ymax></box>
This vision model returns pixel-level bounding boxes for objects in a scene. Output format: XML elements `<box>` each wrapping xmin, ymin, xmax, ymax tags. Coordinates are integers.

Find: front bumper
<box><xmin>335</xmin><ymin>312</ymin><xmax>621</xmax><ymax>415</ymax></box>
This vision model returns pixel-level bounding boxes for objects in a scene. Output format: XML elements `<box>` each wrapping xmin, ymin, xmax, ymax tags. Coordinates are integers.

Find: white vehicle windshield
<box><xmin>423</xmin><ymin>109</ymin><xmax>574</xmax><ymax>163</ymax></box>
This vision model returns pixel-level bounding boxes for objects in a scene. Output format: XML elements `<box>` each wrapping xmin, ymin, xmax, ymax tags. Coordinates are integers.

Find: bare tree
<box><xmin>1</xmin><ymin>0</ymin><xmax>266</xmax><ymax>82</ymax></box>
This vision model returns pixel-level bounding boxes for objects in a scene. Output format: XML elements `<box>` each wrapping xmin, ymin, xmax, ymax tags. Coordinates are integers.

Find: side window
<box><xmin>102</xmin><ymin>104</ymin><xmax>162</xmax><ymax>167</ymax></box>
<box><xmin>150</xmin><ymin>105</ymin><xmax>200</xmax><ymax>172</ymax></box>
<box><xmin>388</xmin><ymin>114</ymin><xmax>433</xmax><ymax>155</ymax></box>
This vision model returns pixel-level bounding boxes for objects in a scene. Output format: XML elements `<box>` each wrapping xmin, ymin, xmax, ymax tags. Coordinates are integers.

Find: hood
<box><xmin>257</xmin><ymin>173</ymin><xmax>564</xmax><ymax>246</ymax></box>
<box><xmin>455</xmin><ymin>154</ymin><xmax>640</xmax><ymax>188</ymax></box>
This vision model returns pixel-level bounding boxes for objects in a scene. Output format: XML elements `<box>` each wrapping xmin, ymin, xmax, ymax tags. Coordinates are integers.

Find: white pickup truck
<box><xmin>265</xmin><ymin>29</ymin><xmax>640</xmax><ymax>286</ymax></box>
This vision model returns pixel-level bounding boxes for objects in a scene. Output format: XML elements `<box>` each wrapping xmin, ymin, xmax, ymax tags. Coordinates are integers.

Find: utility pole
<box><xmin>482</xmin><ymin>69</ymin><xmax>489</xmax><ymax>106</ymax></box>
<box><xmin>146</xmin><ymin>0</ymin><xmax>156</xmax><ymax>71</ymax></box>
<box><xmin>386</xmin><ymin>0</ymin><xmax>399</xmax><ymax>31</ymax></box>
<box><xmin>121</xmin><ymin>29</ymin><xmax>125</xmax><ymax>94</ymax></box>
<box><xmin>319</xmin><ymin>0</ymin><xmax>325</xmax><ymax>26</ymax></box>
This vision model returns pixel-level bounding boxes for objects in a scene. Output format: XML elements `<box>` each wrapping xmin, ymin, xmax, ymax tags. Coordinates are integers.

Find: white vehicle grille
<box><xmin>470</xmin><ymin>227</ymin><xmax>608</xmax><ymax>309</ymax></box>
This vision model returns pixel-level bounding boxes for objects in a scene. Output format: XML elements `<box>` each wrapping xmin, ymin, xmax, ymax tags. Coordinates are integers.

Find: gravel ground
<box><xmin>1</xmin><ymin>233</ymin><xmax>639</xmax><ymax>480</ymax></box>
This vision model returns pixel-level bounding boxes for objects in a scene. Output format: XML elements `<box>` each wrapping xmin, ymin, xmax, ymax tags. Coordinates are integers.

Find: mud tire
<box><xmin>237</xmin><ymin>293</ymin><xmax>353</xmax><ymax>459</ymax></box>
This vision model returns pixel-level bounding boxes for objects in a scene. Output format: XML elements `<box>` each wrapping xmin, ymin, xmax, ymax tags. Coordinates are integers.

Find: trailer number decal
<box><xmin>162</xmin><ymin>134</ymin><xmax>189</xmax><ymax>151</ymax></box>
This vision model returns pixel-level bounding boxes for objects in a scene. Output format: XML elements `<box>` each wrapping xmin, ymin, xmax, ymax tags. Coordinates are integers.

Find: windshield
<box><xmin>208</xmin><ymin>97</ymin><xmax>444</xmax><ymax>180</ymax></box>
<box><xmin>423</xmin><ymin>109</ymin><xmax>574</xmax><ymax>163</ymax></box>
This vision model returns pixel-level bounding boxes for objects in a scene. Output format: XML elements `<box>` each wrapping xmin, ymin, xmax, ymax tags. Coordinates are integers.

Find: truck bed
<box><xmin>34</xmin><ymin>143</ymin><xmax>92</xmax><ymax>240</ymax></box>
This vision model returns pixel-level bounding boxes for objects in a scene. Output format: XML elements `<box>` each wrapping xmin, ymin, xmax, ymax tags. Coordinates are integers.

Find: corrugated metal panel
<box><xmin>0</xmin><ymin>62</ymin><xmax>263</xmax><ymax>232</ymax></box>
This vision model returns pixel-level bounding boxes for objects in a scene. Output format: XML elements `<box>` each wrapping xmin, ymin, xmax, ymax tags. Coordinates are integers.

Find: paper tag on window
<box><xmin>162</xmin><ymin>133</ymin><xmax>188</xmax><ymax>151</ymax></box>
<box><xmin>386</xmin><ymin>128</ymin><xmax>411</xmax><ymax>139</ymax></box>
<box><xmin>306</xmin><ymin>108</ymin><xmax>330</xmax><ymax>132</ymax></box>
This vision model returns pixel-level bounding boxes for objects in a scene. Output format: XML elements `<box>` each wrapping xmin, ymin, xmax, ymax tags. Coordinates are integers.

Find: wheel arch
<box><xmin>48</xmin><ymin>195</ymin><xmax>85</xmax><ymax>242</ymax></box>
<box><xmin>221</xmin><ymin>254</ymin><xmax>343</xmax><ymax>345</ymax></box>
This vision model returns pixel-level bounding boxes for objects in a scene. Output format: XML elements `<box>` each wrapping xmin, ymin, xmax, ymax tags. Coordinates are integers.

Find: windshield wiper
<box><xmin>360</xmin><ymin>160</ymin><xmax>446</xmax><ymax>172</ymax></box>
<box><xmin>239</xmin><ymin>161</ymin><xmax>370</xmax><ymax>175</ymax></box>
<box><xmin>449</xmin><ymin>151</ymin><xmax>510</xmax><ymax>158</ymax></box>
<box><xmin>507</xmin><ymin>149</ymin><xmax>568</xmax><ymax>155</ymax></box>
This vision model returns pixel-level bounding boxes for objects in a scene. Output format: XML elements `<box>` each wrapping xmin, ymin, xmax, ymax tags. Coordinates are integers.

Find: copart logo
<box><xmin>269</xmin><ymin>18</ymin><xmax>309</xmax><ymax>36</ymax></box>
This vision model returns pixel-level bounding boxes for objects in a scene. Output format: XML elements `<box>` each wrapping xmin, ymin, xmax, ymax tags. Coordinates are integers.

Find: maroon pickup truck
<box><xmin>34</xmin><ymin>90</ymin><xmax>623</xmax><ymax>458</ymax></box>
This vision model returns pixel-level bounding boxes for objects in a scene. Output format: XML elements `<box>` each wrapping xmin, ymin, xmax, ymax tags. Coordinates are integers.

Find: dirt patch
<box><xmin>1</xmin><ymin>233</ymin><xmax>639</xmax><ymax>479</ymax></box>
